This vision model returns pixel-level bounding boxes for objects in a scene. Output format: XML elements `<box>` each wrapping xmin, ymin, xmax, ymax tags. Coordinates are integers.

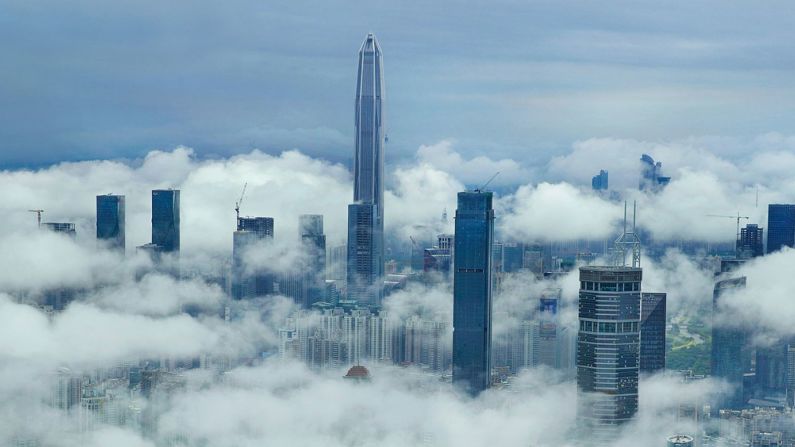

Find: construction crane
<box><xmin>475</xmin><ymin>171</ymin><xmax>500</xmax><ymax>192</ymax></box>
<box><xmin>28</xmin><ymin>209</ymin><xmax>44</xmax><ymax>228</ymax></box>
<box><xmin>234</xmin><ymin>182</ymin><xmax>248</xmax><ymax>224</ymax></box>
<box><xmin>706</xmin><ymin>212</ymin><xmax>750</xmax><ymax>241</ymax></box>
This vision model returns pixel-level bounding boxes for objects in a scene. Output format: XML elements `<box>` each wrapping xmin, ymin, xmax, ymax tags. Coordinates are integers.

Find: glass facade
<box><xmin>96</xmin><ymin>194</ymin><xmax>125</xmax><ymax>251</ymax></box>
<box><xmin>640</xmin><ymin>292</ymin><xmax>666</xmax><ymax>373</ymax></box>
<box><xmin>767</xmin><ymin>204</ymin><xmax>795</xmax><ymax>253</ymax></box>
<box><xmin>577</xmin><ymin>266</ymin><xmax>641</xmax><ymax>439</ymax></box>
<box><xmin>347</xmin><ymin>203</ymin><xmax>383</xmax><ymax>308</ymax></box>
<box><xmin>347</xmin><ymin>33</ymin><xmax>385</xmax><ymax>305</ymax></box>
<box><xmin>452</xmin><ymin>191</ymin><xmax>494</xmax><ymax>395</ymax></box>
<box><xmin>300</xmin><ymin>214</ymin><xmax>326</xmax><ymax>307</ymax></box>
<box><xmin>711</xmin><ymin>276</ymin><xmax>749</xmax><ymax>410</ymax></box>
<box><xmin>232</xmin><ymin>217</ymin><xmax>275</xmax><ymax>300</ymax></box>
<box><xmin>151</xmin><ymin>189</ymin><xmax>180</xmax><ymax>253</ymax></box>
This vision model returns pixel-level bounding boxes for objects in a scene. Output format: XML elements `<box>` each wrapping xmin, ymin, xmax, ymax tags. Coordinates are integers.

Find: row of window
<box><xmin>579</xmin><ymin>320</ymin><xmax>640</xmax><ymax>333</ymax></box>
<box><xmin>581</xmin><ymin>281</ymin><xmax>640</xmax><ymax>292</ymax></box>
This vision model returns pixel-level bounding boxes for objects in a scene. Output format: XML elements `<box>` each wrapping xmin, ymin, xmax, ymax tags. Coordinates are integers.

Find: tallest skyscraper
<box><xmin>347</xmin><ymin>33</ymin><xmax>385</xmax><ymax>308</ymax></box>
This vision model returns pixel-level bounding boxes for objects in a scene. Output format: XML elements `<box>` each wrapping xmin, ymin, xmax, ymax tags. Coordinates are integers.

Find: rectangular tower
<box><xmin>577</xmin><ymin>266</ymin><xmax>642</xmax><ymax>438</ymax></box>
<box><xmin>737</xmin><ymin>224</ymin><xmax>764</xmax><ymax>259</ymax></box>
<box><xmin>232</xmin><ymin>216</ymin><xmax>275</xmax><ymax>299</ymax></box>
<box><xmin>96</xmin><ymin>194</ymin><xmax>125</xmax><ymax>251</ymax></box>
<box><xmin>452</xmin><ymin>191</ymin><xmax>494</xmax><ymax>395</ymax></box>
<box><xmin>300</xmin><ymin>214</ymin><xmax>326</xmax><ymax>307</ymax></box>
<box><xmin>710</xmin><ymin>276</ymin><xmax>748</xmax><ymax>410</ymax></box>
<box><xmin>767</xmin><ymin>204</ymin><xmax>795</xmax><ymax>253</ymax></box>
<box><xmin>151</xmin><ymin>189</ymin><xmax>180</xmax><ymax>253</ymax></box>
<box><xmin>640</xmin><ymin>292</ymin><xmax>667</xmax><ymax>373</ymax></box>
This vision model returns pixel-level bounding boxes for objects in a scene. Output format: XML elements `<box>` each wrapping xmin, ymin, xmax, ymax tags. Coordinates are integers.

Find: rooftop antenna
<box><xmin>613</xmin><ymin>201</ymin><xmax>641</xmax><ymax>268</ymax></box>
<box><xmin>476</xmin><ymin>171</ymin><xmax>500</xmax><ymax>192</ymax></box>
<box><xmin>234</xmin><ymin>182</ymin><xmax>248</xmax><ymax>225</ymax></box>
<box><xmin>28</xmin><ymin>209</ymin><xmax>44</xmax><ymax>228</ymax></box>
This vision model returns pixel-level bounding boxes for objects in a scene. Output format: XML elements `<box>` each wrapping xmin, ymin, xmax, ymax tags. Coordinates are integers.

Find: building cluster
<box><xmin>17</xmin><ymin>31</ymin><xmax>795</xmax><ymax>447</ymax></box>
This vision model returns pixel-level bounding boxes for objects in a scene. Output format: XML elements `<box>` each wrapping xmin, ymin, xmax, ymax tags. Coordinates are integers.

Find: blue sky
<box><xmin>1</xmin><ymin>0</ymin><xmax>794</xmax><ymax>168</ymax></box>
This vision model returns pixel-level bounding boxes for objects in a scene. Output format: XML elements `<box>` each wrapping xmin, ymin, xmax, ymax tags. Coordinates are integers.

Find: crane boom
<box><xmin>234</xmin><ymin>182</ymin><xmax>248</xmax><ymax>223</ymax></box>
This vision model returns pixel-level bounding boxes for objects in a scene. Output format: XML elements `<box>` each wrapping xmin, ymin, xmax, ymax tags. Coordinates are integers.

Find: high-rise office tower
<box><xmin>537</xmin><ymin>289</ymin><xmax>562</xmax><ymax>368</ymax></box>
<box><xmin>640</xmin><ymin>292</ymin><xmax>666</xmax><ymax>373</ymax></box>
<box><xmin>756</xmin><ymin>342</ymin><xmax>788</xmax><ymax>395</ymax></box>
<box><xmin>767</xmin><ymin>204</ymin><xmax>795</xmax><ymax>253</ymax></box>
<box><xmin>300</xmin><ymin>214</ymin><xmax>326</xmax><ymax>307</ymax></box>
<box><xmin>452</xmin><ymin>191</ymin><xmax>494</xmax><ymax>395</ymax></box>
<box><xmin>577</xmin><ymin>266</ymin><xmax>642</xmax><ymax>438</ymax></box>
<box><xmin>151</xmin><ymin>189</ymin><xmax>180</xmax><ymax>253</ymax></box>
<box><xmin>347</xmin><ymin>33</ymin><xmax>385</xmax><ymax>307</ymax></box>
<box><xmin>96</xmin><ymin>194</ymin><xmax>125</xmax><ymax>251</ymax></box>
<box><xmin>232</xmin><ymin>217</ymin><xmax>274</xmax><ymax>299</ymax></box>
<box><xmin>737</xmin><ymin>223</ymin><xmax>764</xmax><ymax>259</ymax></box>
<box><xmin>711</xmin><ymin>276</ymin><xmax>748</xmax><ymax>410</ymax></box>
<box><xmin>592</xmin><ymin>170</ymin><xmax>609</xmax><ymax>191</ymax></box>
<box><xmin>639</xmin><ymin>154</ymin><xmax>671</xmax><ymax>192</ymax></box>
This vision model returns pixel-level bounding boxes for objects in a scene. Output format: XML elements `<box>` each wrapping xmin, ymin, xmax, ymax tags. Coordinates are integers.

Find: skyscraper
<box><xmin>640</xmin><ymin>292</ymin><xmax>666</xmax><ymax>373</ymax></box>
<box><xmin>639</xmin><ymin>154</ymin><xmax>671</xmax><ymax>192</ymax></box>
<box><xmin>96</xmin><ymin>194</ymin><xmax>125</xmax><ymax>251</ymax></box>
<box><xmin>592</xmin><ymin>170</ymin><xmax>608</xmax><ymax>191</ymax></box>
<box><xmin>711</xmin><ymin>276</ymin><xmax>748</xmax><ymax>410</ymax></box>
<box><xmin>232</xmin><ymin>217</ymin><xmax>274</xmax><ymax>299</ymax></box>
<box><xmin>347</xmin><ymin>33</ymin><xmax>385</xmax><ymax>307</ymax></box>
<box><xmin>300</xmin><ymin>214</ymin><xmax>326</xmax><ymax>307</ymax></box>
<box><xmin>577</xmin><ymin>266</ymin><xmax>642</xmax><ymax>438</ymax></box>
<box><xmin>738</xmin><ymin>223</ymin><xmax>764</xmax><ymax>259</ymax></box>
<box><xmin>766</xmin><ymin>204</ymin><xmax>795</xmax><ymax>253</ymax></box>
<box><xmin>151</xmin><ymin>189</ymin><xmax>180</xmax><ymax>253</ymax></box>
<box><xmin>452</xmin><ymin>191</ymin><xmax>494</xmax><ymax>395</ymax></box>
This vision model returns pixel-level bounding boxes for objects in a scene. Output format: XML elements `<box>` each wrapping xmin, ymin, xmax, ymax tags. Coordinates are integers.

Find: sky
<box><xmin>2</xmin><ymin>0</ymin><xmax>795</xmax><ymax>171</ymax></box>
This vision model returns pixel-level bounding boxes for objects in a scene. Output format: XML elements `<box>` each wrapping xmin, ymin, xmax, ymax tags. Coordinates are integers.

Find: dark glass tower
<box><xmin>96</xmin><ymin>194</ymin><xmax>125</xmax><ymax>251</ymax></box>
<box><xmin>767</xmin><ymin>204</ymin><xmax>795</xmax><ymax>253</ymax></box>
<box><xmin>640</xmin><ymin>292</ymin><xmax>666</xmax><ymax>373</ymax></box>
<box><xmin>347</xmin><ymin>33</ymin><xmax>385</xmax><ymax>307</ymax></box>
<box><xmin>151</xmin><ymin>189</ymin><xmax>180</xmax><ymax>253</ymax></box>
<box><xmin>577</xmin><ymin>266</ymin><xmax>642</xmax><ymax>439</ymax></box>
<box><xmin>711</xmin><ymin>276</ymin><xmax>748</xmax><ymax>410</ymax></box>
<box><xmin>300</xmin><ymin>215</ymin><xmax>326</xmax><ymax>307</ymax></box>
<box><xmin>452</xmin><ymin>191</ymin><xmax>494</xmax><ymax>395</ymax></box>
<box><xmin>232</xmin><ymin>217</ymin><xmax>274</xmax><ymax>299</ymax></box>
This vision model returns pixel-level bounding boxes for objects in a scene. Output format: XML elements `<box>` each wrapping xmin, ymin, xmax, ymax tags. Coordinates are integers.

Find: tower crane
<box><xmin>234</xmin><ymin>182</ymin><xmax>248</xmax><ymax>225</ymax></box>
<box><xmin>706</xmin><ymin>212</ymin><xmax>750</xmax><ymax>241</ymax></box>
<box><xmin>28</xmin><ymin>209</ymin><xmax>44</xmax><ymax>228</ymax></box>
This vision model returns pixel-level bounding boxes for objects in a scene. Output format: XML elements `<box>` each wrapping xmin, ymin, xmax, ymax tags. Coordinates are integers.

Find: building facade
<box><xmin>577</xmin><ymin>266</ymin><xmax>642</xmax><ymax>439</ymax></box>
<box><xmin>711</xmin><ymin>276</ymin><xmax>749</xmax><ymax>410</ymax></box>
<box><xmin>232</xmin><ymin>217</ymin><xmax>275</xmax><ymax>299</ymax></box>
<box><xmin>640</xmin><ymin>292</ymin><xmax>667</xmax><ymax>373</ymax></box>
<box><xmin>767</xmin><ymin>205</ymin><xmax>795</xmax><ymax>253</ymax></box>
<box><xmin>151</xmin><ymin>189</ymin><xmax>180</xmax><ymax>253</ymax></box>
<box><xmin>96</xmin><ymin>194</ymin><xmax>125</xmax><ymax>251</ymax></box>
<box><xmin>452</xmin><ymin>191</ymin><xmax>494</xmax><ymax>395</ymax></box>
<box><xmin>347</xmin><ymin>33</ymin><xmax>385</xmax><ymax>307</ymax></box>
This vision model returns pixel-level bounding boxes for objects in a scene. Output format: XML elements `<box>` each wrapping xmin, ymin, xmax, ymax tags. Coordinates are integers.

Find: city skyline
<box><xmin>3</xmin><ymin>4</ymin><xmax>795</xmax><ymax>446</ymax></box>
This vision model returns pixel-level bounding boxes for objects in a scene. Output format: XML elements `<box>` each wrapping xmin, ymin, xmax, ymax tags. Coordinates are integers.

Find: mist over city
<box><xmin>2</xmin><ymin>1</ymin><xmax>795</xmax><ymax>446</ymax></box>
